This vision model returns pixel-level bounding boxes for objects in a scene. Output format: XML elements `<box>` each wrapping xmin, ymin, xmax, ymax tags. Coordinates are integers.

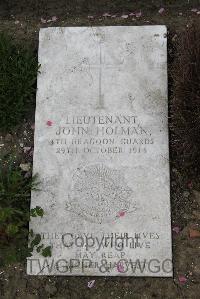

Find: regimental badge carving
<box><xmin>66</xmin><ymin>164</ymin><xmax>135</xmax><ymax>224</ymax></box>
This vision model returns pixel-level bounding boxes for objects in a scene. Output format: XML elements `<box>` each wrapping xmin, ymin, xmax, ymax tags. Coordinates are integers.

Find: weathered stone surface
<box><xmin>27</xmin><ymin>26</ymin><xmax>172</xmax><ymax>276</ymax></box>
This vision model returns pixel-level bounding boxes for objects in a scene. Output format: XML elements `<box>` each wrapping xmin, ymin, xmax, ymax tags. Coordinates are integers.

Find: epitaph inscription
<box><xmin>28</xmin><ymin>26</ymin><xmax>172</xmax><ymax>276</ymax></box>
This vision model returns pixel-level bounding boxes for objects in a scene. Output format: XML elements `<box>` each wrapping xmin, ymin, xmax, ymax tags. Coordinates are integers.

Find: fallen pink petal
<box><xmin>136</xmin><ymin>11</ymin><xmax>142</xmax><ymax>18</ymax></box>
<box><xmin>191</xmin><ymin>8</ymin><xmax>198</xmax><ymax>13</ymax></box>
<box><xmin>117</xmin><ymin>262</ymin><xmax>125</xmax><ymax>273</ymax></box>
<box><xmin>87</xmin><ymin>280</ymin><xmax>95</xmax><ymax>288</ymax></box>
<box><xmin>111</xmin><ymin>15</ymin><xmax>117</xmax><ymax>18</ymax></box>
<box><xmin>172</xmin><ymin>226</ymin><xmax>180</xmax><ymax>234</ymax></box>
<box><xmin>14</xmin><ymin>20</ymin><xmax>20</xmax><ymax>25</ymax></box>
<box><xmin>46</xmin><ymin>120</ymin><xmax>53</xmax><ymax>126</ymax></box>
<box><xmin>31</xmin><ymin>123</ymin><xmax>35</xmax><ymax>130</ymax></box>
<box><xmin>118</xmin><ymin>211</ymin><xmax>126</xmax><ymax>217</ymax></box>
<box><xmin>178</xmin><ymin>275</ymin><xmax>187</xmax><ymax>284</ymax></box>
<box><xmin>129</xmin><ymin>12</ymin><xmax>135</xmax><ymax>16</ymax></box>
<box><xmin>158</xmin><ymin>8</ymin><xmax>165</xmax><ymax>14</ymax></box>
<box><xmin>52</xmin><ymin>16</ymin><xmax>58</xmax><ymax>22</ymax></box>
<box><xmin>88</xmin><ymin>15</ymin><xmax>94</xmax><ymax>19</ymax></box>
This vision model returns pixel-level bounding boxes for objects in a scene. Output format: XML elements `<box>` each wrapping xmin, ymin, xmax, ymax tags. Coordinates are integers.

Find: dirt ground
<box><xmin>0</xmin><ymin>1</ymin><xmax>200</xmax><ymax>298</ymax></box>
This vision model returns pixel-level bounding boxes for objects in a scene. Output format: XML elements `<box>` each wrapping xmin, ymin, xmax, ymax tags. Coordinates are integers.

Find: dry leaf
<box><xmin>41</xmin><ymin>17</ymin><xmax>47</xmax><ymax>24</ymax></box>
<box><xmin>189</xmin><ymin>228</ymin><xmax>200</xmax><ymax>238</ymax></box>
<box><xmin>20</xmin><ymin>163</ymin><xmax>31</xmax><ymax>172</ymax></box>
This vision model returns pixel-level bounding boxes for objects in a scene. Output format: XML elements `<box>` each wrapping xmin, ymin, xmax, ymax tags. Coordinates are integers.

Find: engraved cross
<box><xmin>84</xmin><ymin>42</ymin><xmax>124</xmax><ymax>109</ymax></box>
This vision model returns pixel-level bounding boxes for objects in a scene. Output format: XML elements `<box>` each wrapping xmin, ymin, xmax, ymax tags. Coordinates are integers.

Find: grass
<box><xmin>171</xmin><ymin>22</ymin><xmax>200</xmax><ymax>176</ymax></box>
<box><xmin>0</xmin><ymin>33</ymin><xmax>39</xmax><ymax>132</ymax></box>
<box><xmin>0</xmin><ymin>156</ymin><xmax>39</xmax><ymax>264</ymax></box>
<box><xmin>0</xmin><ymin>154</ymin><xmax>52</xmax><ymax>265</ymax></box>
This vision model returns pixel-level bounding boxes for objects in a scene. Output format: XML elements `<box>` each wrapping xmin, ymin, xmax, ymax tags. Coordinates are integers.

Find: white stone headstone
<box><xmin>27</xmin><ymin>26</ymin><xmax>172</xmax><ymax>276</ymax></box>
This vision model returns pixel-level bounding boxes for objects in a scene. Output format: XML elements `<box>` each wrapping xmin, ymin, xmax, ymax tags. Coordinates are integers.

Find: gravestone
<box><xmin>27</xmin><ymin>26</ymin><xmax>172</xmax><ymax>276</ymax></box>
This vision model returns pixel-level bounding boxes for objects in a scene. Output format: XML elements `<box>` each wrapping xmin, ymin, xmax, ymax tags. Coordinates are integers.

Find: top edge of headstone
<box><xmin>39</xmin><ymin>25</ymin><xmax>167</xmax><ymax>34</ymax></box>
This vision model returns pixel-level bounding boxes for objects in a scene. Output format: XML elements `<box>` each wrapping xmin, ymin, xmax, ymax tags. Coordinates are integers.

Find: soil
<box><xmin>0</xmin><ymin>1</ymin><xmax>200</xmax><ymax>298</ymax></box>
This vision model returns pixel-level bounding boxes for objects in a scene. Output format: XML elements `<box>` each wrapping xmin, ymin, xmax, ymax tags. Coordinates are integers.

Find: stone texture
<box><xmin>27</xmin><ymin>26</ymin><xmax>172</xmax><ymax>276</ymax></box>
